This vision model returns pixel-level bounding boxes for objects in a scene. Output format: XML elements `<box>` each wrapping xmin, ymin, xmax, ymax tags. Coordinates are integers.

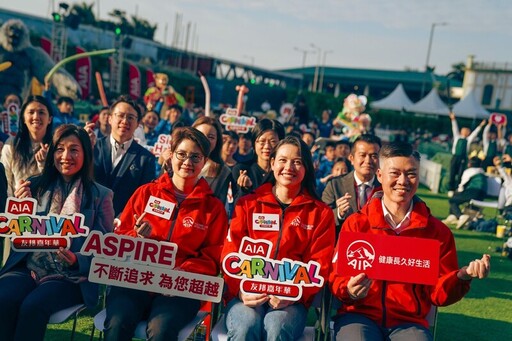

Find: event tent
<box><xmin>451</xmin><ymin>89</ymin><xmax>490</xmax><ymax>119</ymax></box>
<box><xmin>371</xmin><ymin>83</ymin><xmax>414</xmax><ymax>111</ymax></box>
<box><xmin>406</xmin><ymin>88</ymin><xmax>450</xmax><ymax>115</ymax></box>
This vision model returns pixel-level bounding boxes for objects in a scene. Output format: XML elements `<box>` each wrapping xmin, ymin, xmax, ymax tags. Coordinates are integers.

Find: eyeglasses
<box><xmin>256</xmin><ymin>139</ymin><xmax>277</xmax><ymax>147</ymax></box>
<box><xmin>113</xmin><ymin>112</ymin><xmax>138</xmax><ymax>123</ymax></box>
<box><xmin>174</xmin><ymin>151</ymin><xmax>204</xmax><ymax>163</ymax></box>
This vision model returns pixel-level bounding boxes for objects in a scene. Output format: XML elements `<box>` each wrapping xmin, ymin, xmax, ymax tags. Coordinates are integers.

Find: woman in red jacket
<box><xmin>104</xmin><ymin>127</ymin><xmax>228</xmax><ymax>341</ymax></box>
<box><xmin>221</xmin><ymin>135</ymin><xmax>335</xmax><ymax>340</ymax></box>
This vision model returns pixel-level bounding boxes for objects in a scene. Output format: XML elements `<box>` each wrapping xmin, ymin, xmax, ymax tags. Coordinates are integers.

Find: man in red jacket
<box><xmin>330</xmin><ymin>141</ymin><xmax>491</xmax><ymax>341</ymax></box>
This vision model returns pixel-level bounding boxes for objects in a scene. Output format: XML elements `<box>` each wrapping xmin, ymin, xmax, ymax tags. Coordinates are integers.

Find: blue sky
<box><xmin>3</xmin><ymin>0</ymin><xmax>512</xmax><ymax>74</ymax></box>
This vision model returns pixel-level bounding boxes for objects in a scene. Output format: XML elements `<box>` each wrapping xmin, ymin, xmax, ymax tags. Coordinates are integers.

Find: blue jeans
<box><xmin>225</xmin><ymin>298</ymin><xmax>307</xmax><ymax>341</ymax></box>
<box><xmin>334</xmin><ymin>313</ymin><xmax>432</xmax><ymax>341</ymax></box>
<box><xmin>104</xmin><ymin>286</ymin><xmax>201</xmax><ymax>341</ymax></box>
<box><xmin>0</xmin><ymin>267</ymin><xmax>83</xmax><ymax>341</ymax></box>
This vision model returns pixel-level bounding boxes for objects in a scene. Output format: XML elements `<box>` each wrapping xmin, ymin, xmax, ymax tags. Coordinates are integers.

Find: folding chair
<box><xmin>90</xmin><ymin>303</ymin><xmax>211</xmax><ymax>341</ymax></box>
<box><xmin>48</xmin><ymin>303</ymin><xmax>87</xmax><ymax>341</ymax></box>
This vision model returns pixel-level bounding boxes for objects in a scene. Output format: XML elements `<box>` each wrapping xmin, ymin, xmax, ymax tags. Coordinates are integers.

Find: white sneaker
<box><xmin>447</xmin><ymin>191</ymin><xmax>454</xmax><ymax>198</ymax></box>
<box><xmin>456</xmin><ymin>214</ymin><xmax>470</xmax><ymax>229</ymax></box>
<box><xmin>442</xmin><ymin>214</ymin><xmax>458</xmax><ymax>225</ymax></box>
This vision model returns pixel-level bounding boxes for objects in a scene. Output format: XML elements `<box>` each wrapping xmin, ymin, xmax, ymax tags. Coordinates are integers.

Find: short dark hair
<box><xmin>335</xmin><ymin>139</ymin><xmax>351</xmax><ymax>148</ymax></box>
<box><xmin>468</xmin><ymin>156</ymin><xmax>482</xmax><ymax>168</ymax></box>
<box><xmin>57</xmin><ymin>96</ymin><xmax>74</xmax><ymax>106</ymax></box>
<box><xmin>351</xmin><ymin>134</ymin><xmax>382</xmax><ymax>155</ymax></box>
<box><xmin>170</xmin><ymin>126</ymin><xmax>211</xmax><ymax>158</ymax></box>
<box><xmin>379</xmin><ymin>142</ymin><xmax>421</xmax><ymax>161</ymax></box>
<box><xmin>251</xmin><ymin>118</ymin><xmax>285</xmax><ymax>146</ymax></box>
<box><xmin>223</xmin><ymin>130</ymin><xmax>239</xmax><ymax>142</ymax></box>
<box><xmin>110</xmin><ymin>95</ymin><xmax>143</xmax><ymax>121</ymax></box>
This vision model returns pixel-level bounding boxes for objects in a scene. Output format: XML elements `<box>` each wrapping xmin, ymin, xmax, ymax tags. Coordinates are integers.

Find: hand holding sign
<box><xmin>134</xmin><ymin>212</ymin><xmax>152</xmax><ymax>238</ymax></box>
<box><xmin>457</xmin><ymin>254</ymin><xmax>491</xmax><ymax>280</ymax></box>
<box><xmin>347</xmin><ymin>273</ymin><xmax>372</xmax><ymax>300</ymax></box>
<box><xmin>14</xmin><ymin>179</ymin><xmax>32</xmax><ymax>199</ymax></box>
<box><xmin>268</xmin><ymin>295</ymin><xmax>293</xmax><ymax>310</ymax></box>
<box><xmin>239</xmin><ymin>292</ymin><xmax>269</xmax><ymax>307</ymax></box>
<box><xmin>56</xmin><ymin>246</ymin><xmax>77</xmax><ymax>267</ymax></box>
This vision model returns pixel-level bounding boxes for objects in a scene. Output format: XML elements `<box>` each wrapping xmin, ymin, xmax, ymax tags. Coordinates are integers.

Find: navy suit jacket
<box><xmin>0</xmin><ymin>180</ymin><xmax>114</xmax><ymax>308</ymax></box>
<box><xmin>94</xmin><ymin>136</ymin><xmax>156</xmax><ymax>216</ymax></box>
<box><xmin>322</xmin><ymin>170</ymin><xmax>381</xmax><ymax>232</ymax></box>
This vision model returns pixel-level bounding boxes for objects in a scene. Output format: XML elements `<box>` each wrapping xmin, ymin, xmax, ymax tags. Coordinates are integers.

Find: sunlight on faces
<box><xmin>255</xmin><ymin>130</ymin><xmax>279</xmax><ymax>162</ymax></box>
<box><xmin>195</xmin><ymin>123</ymin><xmax>217</xmax><ymax>154</ymax></box>
<box><xmin>171</xmin><ymin>139</ymin><xmax>206</xmax><ymax>181</ymax></box>
<box><xmin>222</xmin><ymin>134</ymin><xmax>238</xmax><ymax>158</ymax></box>
<box><xmin>109</xmin><ymin>102</ymin><xmax>139</xmax><ymax>143</ymax></box>
<box><xmin>349</xmin><ymin>141</ymin><xmax>379</xmax><ymax>180</ymax></box>
<box><xmin>142</xmin><ymin>111</ymin><xmax>159</xmax><ymax>131</ymax></box>
<box><xmin>332</xmin><ymin>160</ymin><xmax>349</xmax><ymax>176</ymax></box>
<box><xmin>168</xmin><ymin>108</ymin><xmax>181</xmax><ymax>124</ymax></box>
<box><xmin>54</xmin><ymin>135</ymin><xmax>84</xmax><ymax>182</ymax></box>
<box><xmin>301</xmin><ymin>133</ymin><xmax>315</xmax><ymax>148</ymax></box>
<box><xmin>98</xmin><ymin>109</ymin><xmax>110</xmax><ymax>126</ymax></box>
<box><xmin>460</xmin><ymin>127</ymin><xmax>470</xmax><ymax>138</ymax></box>
<box><xmin>4</xmin><ymin>94</ymin><xmax>21</xmax><ymax>107</ymax></box>
<box><xmin>23</xmin><ymin>102</ymin><xmax>52</xmax><ymax>138</ymax></box>
<box><xmin>377</xmin><ymin>156</ymin><xmax>419</xmax><ymax>206</ymax></box>
<box><xmin>335</xmin><ymin>143</ymin><xmax>351</xmax><ymax>158</ymax></box>
<box><xmin>271</xmin><ymin>144</ymin><xmax>305</xmax><ymax>189</ymax></box>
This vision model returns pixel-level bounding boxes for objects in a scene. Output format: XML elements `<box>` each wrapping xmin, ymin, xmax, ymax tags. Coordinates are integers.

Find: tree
<box><xmin>71</xmin><ymin>2</ymin><xmax>96</xmax><ymax>26</ymax></box>
<box><xmin>131</xmin><ymin>16</ymin><xmax>157</xmax><ymax>40</ymax></box>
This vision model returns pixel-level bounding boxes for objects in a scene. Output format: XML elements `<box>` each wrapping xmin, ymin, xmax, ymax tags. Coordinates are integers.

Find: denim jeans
<box><xmin>333</xmin><ymin>313</ymin><xmax>432</xmax><ymax>341</ymax></box>
<box><xmin>225</xmin><ymin>298</ymin><xmax>307</xmax><ymax>341</ymax></box>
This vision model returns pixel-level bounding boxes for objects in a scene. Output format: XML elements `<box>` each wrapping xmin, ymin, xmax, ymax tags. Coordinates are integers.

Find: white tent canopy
<box><xmin>406</xmin><ymin>88</ymin><xmax>450</xmax><ymax>116</ymax></box>
<box><xmin>451</xmin><ymin>89</ymin><xmax>490</xmax><ymax>119</ymax></box>
<box><xmin>371</xmin><ymin>83</ymin><xmax>414</xmax><ymax>111</ymax></box>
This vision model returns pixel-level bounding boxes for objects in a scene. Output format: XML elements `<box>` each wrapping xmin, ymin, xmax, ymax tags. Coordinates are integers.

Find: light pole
<box><xmin>319</xmin><ymin>50</ymin><xmax>333</xmax><ymax>93</ymax></box>
<box><xmin>421</xmin><ymin>22</ymin><xmax>447</xmax><ymax>97</ymax></box>
<box><xmin>294</xmin><ymin>47</ymin><xmax>316</xmax><ymax>92</ymax></box>
<box><xmin>310</xmin><ymin>43</ymin><xmax>322</xmax><ymax>93</ymax></box>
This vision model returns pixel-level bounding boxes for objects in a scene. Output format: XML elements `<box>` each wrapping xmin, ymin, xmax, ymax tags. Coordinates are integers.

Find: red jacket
<box><xmin>330</xmin><ymin>193</ymin><xmax>471</xmax><ymax>328</ymax></box>
<box><xmin>222</xmin><ymin>183</ymin><xmax>335</xmax><ymax>307</ymax></box>
<box><xmin>116</xmin><ymin>173</ymin><xmax>228</xmax><ymax>276</ymax></box>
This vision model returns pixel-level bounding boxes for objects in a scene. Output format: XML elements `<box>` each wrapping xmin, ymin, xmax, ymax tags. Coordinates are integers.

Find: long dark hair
<box><xmin>192</xmin><ymin>116</ymin><xmax>225</xmax><ymax>175</ymax></box>
<box><xmin>36</xmin><ymin>125</ymin><xmax>95</xmax><ymax>205</ymax></box>
<box><xmin>14</xmin><ymin>95</ymin><xmax>53</xmax><ymax>166</ymax></box>
<box><xmin>270</xmin><ymin>135</ymin><xmax>319</xmax><ymax>200</ymax></box>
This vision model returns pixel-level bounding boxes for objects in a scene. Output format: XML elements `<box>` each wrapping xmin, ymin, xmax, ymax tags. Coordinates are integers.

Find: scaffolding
<box><xmin>110</xmin><ymin>35</ymin><xmax>123</xmax><ymax>94</ymax></box>
<box><xmin>50</xmin><ymin>21</ymin><xmax>67</xmax><ymax>62</ymax></box>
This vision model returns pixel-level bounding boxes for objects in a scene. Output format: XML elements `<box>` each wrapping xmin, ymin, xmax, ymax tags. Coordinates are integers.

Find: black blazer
<box><xmin>322</xmin><ymin>170</ymin><xmax>381</xmax><ymax>232</ymax></box>
<box><xmin>93</xmin><ymin>136</ymin><xmax>156</xmax><ymax>215</ymax></box>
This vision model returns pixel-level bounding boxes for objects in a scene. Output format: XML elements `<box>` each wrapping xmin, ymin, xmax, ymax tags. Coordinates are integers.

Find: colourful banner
<box><xmin>146</xmin><ymin>69</ymin><xmax>155</xmax><ymax>88</ymax></box>
<box><xmin>129</xmin><ymin>63</ymin><xmax>141</xmax><ymax>100</ymax></box>
<box><xmin>40</xmin><ymin>37</ymin><xmax>52</xmax><ymax>56</ymax></box>
<box><xmin>336</xmin><ymin>232</ymin><xmax>440</xmax><ymax>285</ymax></box>
<box><xmin>75</xmin><ymin>46</ymin><xmax>91</xmax><ymax>100</ymax></box>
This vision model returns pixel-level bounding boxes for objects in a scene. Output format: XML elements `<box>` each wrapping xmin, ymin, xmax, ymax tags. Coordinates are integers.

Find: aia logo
<box><xmin>346</xmin><ymin>240</ymin><xmax>375</xmax><ymax>271</ymax></box>
<box><xmin>183</xmin><ymin>217</ymin><xmax>194</xmax><ymax>228</ymax></box>
<box><xmin>290</xmin><ymin>216</ymin><xmax>301</xmax><ymax>227</ymax></box>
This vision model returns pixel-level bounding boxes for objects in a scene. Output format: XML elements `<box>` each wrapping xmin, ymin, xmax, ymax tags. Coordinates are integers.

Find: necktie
<box><xmin>359</xmin><ymin>183</ymin><xmax>368</xmax><ymax>209</ymax></box>
<box><xmin>115</xmin><ymin>141</ymin><xmax>124</xmax><ymax>151</ymax></box>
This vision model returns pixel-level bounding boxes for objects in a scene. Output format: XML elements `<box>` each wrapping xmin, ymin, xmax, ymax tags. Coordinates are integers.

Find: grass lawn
<box><xmin>45</xmin><ymin>186</ymin><xmax>512</xmax><ymax>340</ymax></box>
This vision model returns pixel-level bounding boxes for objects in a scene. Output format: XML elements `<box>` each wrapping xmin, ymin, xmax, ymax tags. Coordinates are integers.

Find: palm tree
<box><xmin>131</xmin><ymin>15</ymin><xmax>157</xmax><ymax>40</ymax></box>
<box><xmin>71</xmin><ymin>2</ymin><xmax>96</xmax><ymax>26</ymax></box>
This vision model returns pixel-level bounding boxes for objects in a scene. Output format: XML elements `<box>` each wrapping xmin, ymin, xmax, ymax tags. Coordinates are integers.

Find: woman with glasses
<box><xmin>221</xmin><ymin>135</ymin><xmax>335</xmax><ymax>340</ymax></box>
<box><xmin>233</xmin><ymin>119</ymin><xmax>285</xmax><ymax>201</ymax></box>
<box><xmin>104</xmin><ymin>127</ymin><xmax>228</xmax><ymax>340</ymax></box>
<box><xmin>192</xmin><ymin>116</ymin><xmax>235</xmax><ymax>206</ymax></box>
<box><xmin>0</xmin><ymin>124</ymin><xmax>114</xmax><ymax>340</ymax></box>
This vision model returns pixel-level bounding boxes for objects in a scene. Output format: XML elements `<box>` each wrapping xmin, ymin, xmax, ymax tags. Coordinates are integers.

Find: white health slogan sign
<box><xmin>222</xmin><ymin>237</ymin><xmax>324</xmax><ymax>301</ymax></box>
<box><xmin>0</xmin><ymin>197</ymin><xmax>89</xmax><ymax>251</ymax></box>
<box><xmin>81</xmin><ymin>231</ymin><xmax>224</xmax><ymax>303</ymax></box>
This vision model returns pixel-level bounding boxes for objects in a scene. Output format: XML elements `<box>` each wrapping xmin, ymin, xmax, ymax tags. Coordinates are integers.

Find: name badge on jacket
<box><xmin>252</xmin><ymin>213</ymin><xmax>280</xmax><ymax>231</ymax></box>
<box><xmin>144</xmin><ymin>196</ymin><xmax>175</xmax><ymax>220</ymax></box>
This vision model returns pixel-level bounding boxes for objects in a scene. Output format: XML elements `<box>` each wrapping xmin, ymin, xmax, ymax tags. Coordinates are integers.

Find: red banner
<box><xmin>146</xmin><ymin>69</ymin><xmax>155</xmax><ymax>88</ymax></box>
<box><xmin>336</xmin><ymin>232</ymin><xmax>440</xmax><ymax>285</ymax></box>
<box><xmin>75</xmin><ymin>47</ymin><xmax>91</xmax><ymax>99</ymax></box>
<box><xmin>129</xmin><ymin>63</ymin><xmax>141</xmax><ymax>100</ymax></box>
<box><xmin>40</xmin><ymin>37</ymin><xmax>51</xmax><ymax>56</ymax></box>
